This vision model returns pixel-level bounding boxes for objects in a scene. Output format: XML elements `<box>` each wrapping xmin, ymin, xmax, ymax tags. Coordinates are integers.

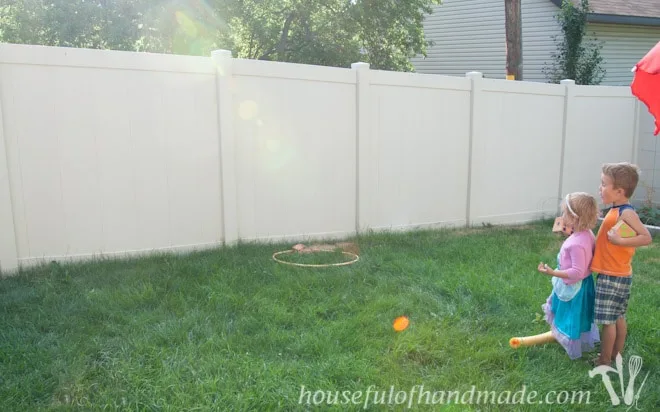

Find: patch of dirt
<box><xmin>291</xmin><ymin>242</ymin><xmax>359</xmax><ymax>255</ymax></box>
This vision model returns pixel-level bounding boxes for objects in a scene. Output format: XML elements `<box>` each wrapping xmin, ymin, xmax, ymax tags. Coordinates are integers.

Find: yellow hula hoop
<box><xmin>272</xmin><ymin>250</ymin><xmax>360</xmax><ymax>268</ymax></box>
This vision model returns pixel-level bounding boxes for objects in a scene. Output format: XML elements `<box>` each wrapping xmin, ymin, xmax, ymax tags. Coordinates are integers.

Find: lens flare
<box><xmin>265</xmin><ymin>139</ymin><xmax>280</xmax><ymax>152</ymax></box>
<box><xmin>175</xmin><ymin>11</ymin><xmax>198</xmax><ymax>37</ymax></box>
<box><xmin>238</xmin><ymin>100</ymin><xmax>259</xmax><ymax>120</ymax></box>
<box><xmin>157</xmin><ymin>0</ymin><xmax>228</xmax><ymax>56</ymax></box>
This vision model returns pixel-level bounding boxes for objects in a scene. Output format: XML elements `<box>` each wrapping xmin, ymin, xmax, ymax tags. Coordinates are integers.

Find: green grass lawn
<box><xmin>1</xmin><ymin>220</ymin><xmax>658</xmax><ymax>411</ymax></box>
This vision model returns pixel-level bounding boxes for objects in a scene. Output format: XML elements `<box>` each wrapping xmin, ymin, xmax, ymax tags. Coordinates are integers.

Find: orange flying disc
<box><xmin>393</xmin><ymin>316</ymin><xmax>409</xmax><ymax>332</ymax></box>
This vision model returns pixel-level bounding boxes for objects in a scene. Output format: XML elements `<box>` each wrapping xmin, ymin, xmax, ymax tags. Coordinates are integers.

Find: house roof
<box><xmin>550</xmin><ymin>0</ymin><xmax>660</xmax><ymax>26</ymax></box>
<box><xmin>587</xmin><ymin>0</ymin><xmax>660</xmax><ymax>19</ymax></box>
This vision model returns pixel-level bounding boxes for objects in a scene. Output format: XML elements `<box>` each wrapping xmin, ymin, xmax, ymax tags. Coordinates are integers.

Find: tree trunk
<box><xmin>259</xmin><ymin>12</ymin><xmax>295</xmax><ymax>60</ymax></box>
<box><xmin>505</xmin><ymin>0</ymin><xmax>523</xmax><ymax>80</ymax></box>
<box><xmin>276</xmin><ymin>12</ymin><xmax>296</xmax><ymax>59</ymax></box>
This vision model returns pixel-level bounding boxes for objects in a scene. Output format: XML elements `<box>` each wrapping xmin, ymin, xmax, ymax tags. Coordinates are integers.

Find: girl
<box><xmin>537</xmin><ymin>192</ymin><xmax>600</xmax><ymax>359</ymax></box>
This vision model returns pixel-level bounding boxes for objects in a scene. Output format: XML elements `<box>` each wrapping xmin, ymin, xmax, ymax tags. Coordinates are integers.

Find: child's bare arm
<box><xmin>538</xmin><ymin>263</ymin><xmax>570</xmax><ymax>279</ymax></box>
<box><xmin>608</xmin><ymin>210</ymin><xmax>653</xmax><ymax>247</ymax></box>
<box><xmin>538</xmin><ymin>245</ymin><xmax>588</xmax><ymax>282</ymax></box>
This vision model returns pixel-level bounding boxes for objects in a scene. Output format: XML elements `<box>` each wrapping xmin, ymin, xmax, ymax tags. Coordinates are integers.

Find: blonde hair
<box><xmin>564</xmin><ymin>192</ymin><xmax>598</xmax><ymax>232</ymax></box>
<box><xmin>602</xmin><ymin>162</ymin><xmax>640</xmax><ymax>199</ymax></box>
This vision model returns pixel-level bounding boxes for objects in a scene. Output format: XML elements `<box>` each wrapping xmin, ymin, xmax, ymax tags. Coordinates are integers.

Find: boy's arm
<box><xmin>608</xmin><ymin>209</ymin><xmax>653</xmax><ymax>247</ymax></box>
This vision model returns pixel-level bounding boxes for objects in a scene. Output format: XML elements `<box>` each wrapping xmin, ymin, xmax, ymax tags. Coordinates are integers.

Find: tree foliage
<box><xmin>0</xmin><ymin>0</ymin><xmax>145</xmax><ymax>50</ymax></box>
<box><xmin>219</xmin><ymin>0</ymin><xmax>441</xmax><ymax>71</ymax></box>
<box><xmin>0</xmin><ymin>0</ymin><xmax>441</xmax><ymax>71</ymax></box>
<box><xmin>543</xmin><ymin>0</ymin><xmax>605</xmax><ymax>85</ymax></box>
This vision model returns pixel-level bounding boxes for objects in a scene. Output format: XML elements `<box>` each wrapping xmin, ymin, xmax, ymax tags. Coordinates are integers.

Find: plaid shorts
<box><xmin>595</xmin><ymin>274</ymin><xmax>632</xmax><ymax>325</ymax></box>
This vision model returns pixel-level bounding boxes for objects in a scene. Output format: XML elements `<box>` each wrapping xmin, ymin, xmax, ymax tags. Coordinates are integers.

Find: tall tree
<box><xmin>1</xmin><ymin>0</ymin><xmax>442</xmax><ymax>71</ymax></box>
<box><xmin>217</xmin><ymin>0</ymin><xmax>442</xmax><ymax>71</ymax></box>
<box><xmin>0</xmin><ymin>0</ymin><xmax>224</xmax><ymax>55</ymax></box>
<box><xmin>0</xmin><ymin>0</ymin><xmax>146</xmax><ymax>50</ymax></box>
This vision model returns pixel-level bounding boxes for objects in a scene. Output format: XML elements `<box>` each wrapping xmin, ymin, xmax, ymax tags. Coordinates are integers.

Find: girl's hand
<box><xmin>538</xmin><ymin>262</ymin><xmax>554</xmax><ymax>275</ymax></box>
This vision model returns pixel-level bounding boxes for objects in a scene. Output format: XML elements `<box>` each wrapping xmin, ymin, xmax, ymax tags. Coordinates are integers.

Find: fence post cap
<box><xmin>351</xmin><ymin>62</ymin><xmax>370</xmax><ymax>70</ymax></box>
<box><xmin>211</xmin><ymin>50</ymin><xmax>232</xmax><ymax>61</ymax></box>
<box><xmin>466</xmin><ymin>71</ymin><xmax>483</xmax><ymax>79</ymax></box>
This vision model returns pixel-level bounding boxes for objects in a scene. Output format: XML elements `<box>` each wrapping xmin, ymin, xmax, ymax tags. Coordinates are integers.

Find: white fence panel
<box><xmin>232</xmin><ymin>59</ymin><xmax>357</xmax><ymax>241</ymax></box>
<box><xmin>561</xmin><ymin>86</ymin><xmax>637</xmax><ymax>204</ymax></box>
<box><xmin>0</xmin><ymin>45</ymin><xmax>223</xmax><ymax>268</ymax></box>
<box><xmin>0</xmin><ymin>43</ymin><xmax>652</xmax><ymax>274</ymax></box>
<box><xmin>470</xmin><ymin>78</ymin><xmax>566</xmax><ymax>224</ymax></box>
<box><xmin>635</xmin><ymin>109</ymin><xmax>659</xmax><ymax>204</ymax></box>
<box><xmin>367</xmin><ymin>70</ymin><xmax>471</xmax><ymax>230</ymax></box>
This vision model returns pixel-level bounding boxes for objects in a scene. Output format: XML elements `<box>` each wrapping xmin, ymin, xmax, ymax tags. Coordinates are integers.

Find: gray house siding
<box><xmin>586</xmin><ymin>23</ymin><xmax>660</xmax><ymax>86</ymax></box>
<box><xmin>411</xmin><ymin>0</ymin><xmax>507</xmax><ymax>79</ymax></box>
<box><xmin>413</xmin><ymin>0</ymin><xmax>660</xmax><ymax>86</ymax></box>
<box><xmin>411</xmin><ymin>0</ymin><xmax>561</xmax><ymax>82</ymax></box>
<box><xmin>519</xmin><ymin>0</ymin><xmax>564</xmax><ymax>82</ymax></box>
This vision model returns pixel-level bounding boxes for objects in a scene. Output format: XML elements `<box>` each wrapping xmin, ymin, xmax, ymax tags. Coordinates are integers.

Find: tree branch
<box><xmin>258</xmin><ymin>46</ymin><xmax>276</xmax><ymax>60</ymax></box>
<box><xmin>276</xmin><ymin>12</ymin><xmax>295</xmax><ymax>58</ymax></box>
<box><xmin>257</xmin><ymin>11</ymin><xmax>296</xmax><ymax>60</ymax></box>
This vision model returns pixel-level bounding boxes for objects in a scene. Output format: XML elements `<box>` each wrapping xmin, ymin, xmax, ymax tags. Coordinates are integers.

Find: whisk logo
<box><xmin>588</xmin><ymin>354</ymin><xmax>650</xmax><ymax>410</ymax></box>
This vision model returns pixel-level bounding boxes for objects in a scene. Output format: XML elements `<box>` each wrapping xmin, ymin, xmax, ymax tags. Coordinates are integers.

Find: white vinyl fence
<box><xmin>0</xmin><ymin>43</ymin><xmax>655</xmax><ymax>274</ymax></box>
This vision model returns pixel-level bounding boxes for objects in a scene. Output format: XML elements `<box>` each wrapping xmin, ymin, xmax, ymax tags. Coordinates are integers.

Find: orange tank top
<box><xmin>590</xmin><ymin>205</ymin><xmax>635</xmax><ymax>277</ymax></box>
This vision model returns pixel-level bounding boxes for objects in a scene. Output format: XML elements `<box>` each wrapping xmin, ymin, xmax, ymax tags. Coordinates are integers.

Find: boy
<box><xmin>591</xmin><ymin>162</ymin><xmax>652</xmax><ymax>366</ymax></box>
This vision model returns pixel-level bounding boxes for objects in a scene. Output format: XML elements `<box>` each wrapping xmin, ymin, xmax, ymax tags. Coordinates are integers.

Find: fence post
<box><xmin>557</xmin><ymin>79</ymin><xmax>575</xmax><ymax>213</ymax></box>
<box><xmin>211</xmin><ymin>50</ymin><xmax>239</xmax><ymax>245</ymax></box>
<box><xmin>465</xmin><ymin>71</ymin><xmax>483</xmax><ymax>227</ymax></box>
<box><xmin>631</xmin><ymin>99</ymin><xmax>641</xmax><ymax>165</ymax></box>
<box><xmin>352</xmin><ymin>62</ymin><xmax>371</xmax><ymax>233</ymax></box>
<box><xmin>0</xmin><ymin>91</ymin><xmax>18</xmax><ymax>275</ymax></box>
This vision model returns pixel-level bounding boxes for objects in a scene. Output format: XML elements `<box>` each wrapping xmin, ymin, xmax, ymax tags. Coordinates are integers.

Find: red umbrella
<box><xmin>631</xmin><ymin>41</ymin><xmax>660</xmax><ymax>136</ymax></box>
